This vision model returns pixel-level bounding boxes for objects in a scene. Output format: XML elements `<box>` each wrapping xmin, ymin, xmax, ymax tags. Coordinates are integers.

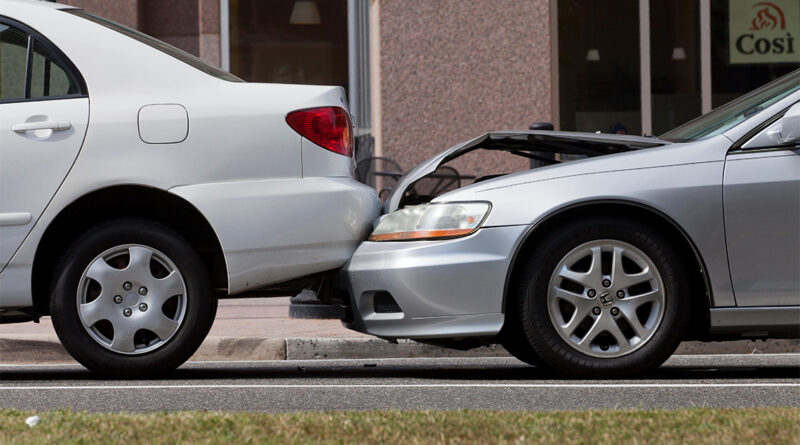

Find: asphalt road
<box><xmin>0</xmin><ymin>355</ymin><xmax>798</xmax><ymax>412</ymax></box>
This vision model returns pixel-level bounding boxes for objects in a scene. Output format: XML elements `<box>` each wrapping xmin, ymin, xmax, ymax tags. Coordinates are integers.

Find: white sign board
<box><xmin>729</xmin><ymin>0</ymin><xmax>800</xmax><ymax>64</ymax></box>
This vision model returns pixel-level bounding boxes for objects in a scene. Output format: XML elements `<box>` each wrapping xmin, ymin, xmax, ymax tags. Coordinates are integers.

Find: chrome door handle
<box><xmin>12</xmin><ymin>120</ymin><xmax>72</xmax><ymax>132</ymax></box>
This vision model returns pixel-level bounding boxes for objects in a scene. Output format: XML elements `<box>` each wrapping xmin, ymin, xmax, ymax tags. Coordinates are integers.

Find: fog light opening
<box><xmin>373</xmin><ymin>291</ymin><xmax>403</xmax><ymax>314</ymax></box>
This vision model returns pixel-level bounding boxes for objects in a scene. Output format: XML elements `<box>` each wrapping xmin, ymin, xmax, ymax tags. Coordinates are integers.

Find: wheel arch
<box><xmin>32</xmin><ymin>184</ymin><xmax>228</xmax><ymax>316</ymax></box>
<box><xmin>502</xmin><ymin>200</ymin><xmax>712</xmax><ymax>339</ymax></box>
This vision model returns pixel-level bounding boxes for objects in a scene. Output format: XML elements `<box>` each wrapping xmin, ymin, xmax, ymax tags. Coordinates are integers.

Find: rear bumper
<box><xmin>171</xmin><ymin>177</ymin><xmax>380</xmax><ymax>294</ymax></box>
<box><xmin>338</xmin><ymin>225</ymin><xmax>527</xmax><ymax>339</ymax></box>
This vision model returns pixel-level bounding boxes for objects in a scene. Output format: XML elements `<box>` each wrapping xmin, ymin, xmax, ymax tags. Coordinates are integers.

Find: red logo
<box><xmin>750</xmin><ymin>2</ymin><xmax>786</xmax><ymax>30</ymax></box>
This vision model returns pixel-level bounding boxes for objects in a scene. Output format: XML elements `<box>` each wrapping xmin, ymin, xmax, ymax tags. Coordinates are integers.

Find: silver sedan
<box><xmin>338</xmin><ymin>69</ymin><xmax>800</xmax><ymax>377</ymax></box>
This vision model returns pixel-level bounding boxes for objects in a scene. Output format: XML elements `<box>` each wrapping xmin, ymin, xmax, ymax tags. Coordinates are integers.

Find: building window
<box><xmin>650</xmin><ymin>0</ymin><xmax>701</xmax><ymax>135</ymax></box>
<box><xmin>557</xmin><ymin>0</ymin><xmax>642</xmax><ymax>135</ymax></box>
<box><xmin>557</xmin><ymin>0</ymin><xmax>800</xmax><ymax>135</ymax></box>
<box><xmin>228</xmin><ymin>0</ymin><xmax>348</xmax><ymax>88</ymax></box>
<box><xmin>710</xmin><ymin>0</ymin><xmax>800</xmax><ymax>108</ymax></box>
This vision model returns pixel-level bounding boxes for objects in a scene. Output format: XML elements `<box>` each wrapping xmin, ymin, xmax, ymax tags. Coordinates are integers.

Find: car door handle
<box><xmin>12</xmin><ymin>120</ymin><xmax>72</xmax><ymax>132</ymax></box>
<box><xmin>0</xmin><ymin>212</ymin><xmax>32</xmax><ymax>226</ymax></box>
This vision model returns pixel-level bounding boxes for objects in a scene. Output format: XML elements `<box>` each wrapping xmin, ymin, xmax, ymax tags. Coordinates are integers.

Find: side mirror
<box><xmin>742</xmin><ymin>102</ymin><xmax>800</xmax><ymax>149</ymax></box>
<box><xmin>779</xmin><ymin>102</ymin><xmax>800</xmax><ymax>144</ymax></box>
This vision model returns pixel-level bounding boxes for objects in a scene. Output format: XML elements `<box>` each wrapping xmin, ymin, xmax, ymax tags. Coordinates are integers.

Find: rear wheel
<box><xmin>509</xmin><ymin>216</ymin><xmax>690</xmax><ymax>377</ymax></box>
<box><xmin>50</xmin><ymin>219</ymin><xmax>216</xmax><ymax>377</ymax></box>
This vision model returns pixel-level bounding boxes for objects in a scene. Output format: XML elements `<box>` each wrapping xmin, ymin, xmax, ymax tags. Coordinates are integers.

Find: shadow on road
<box><xmin>1</xmin><ymin>359</ymin><xmax>798</xmax><ymax>383</ymax></box>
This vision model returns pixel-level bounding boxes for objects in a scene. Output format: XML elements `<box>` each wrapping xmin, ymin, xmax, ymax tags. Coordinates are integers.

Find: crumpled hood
<box><xmin>384</xmin><ymin>131</ymin><xmax>670</xmax><ymax>212</ymax></box>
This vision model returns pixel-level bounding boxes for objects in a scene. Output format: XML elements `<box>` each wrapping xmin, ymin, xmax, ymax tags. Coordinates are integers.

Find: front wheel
<box><xmin>50</xmin><ymin>219</ymin><xmax>217</xmax><ymax>377</ymax></box>
<box><xmin>509</xmin><ymin>216</ymin><xmax>691</xmax><ymax>377</ymax></box>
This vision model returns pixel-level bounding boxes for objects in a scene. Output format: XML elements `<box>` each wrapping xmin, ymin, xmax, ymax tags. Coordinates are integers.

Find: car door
<box><xmin>723</xmin><ymin>102</ymin><xmax>800</xmax><ymax>307</ymax></box>
<box><xmin>0</xmin><ymin>19</ymin><xmax>89</xmax><ymax>271</ymax></box>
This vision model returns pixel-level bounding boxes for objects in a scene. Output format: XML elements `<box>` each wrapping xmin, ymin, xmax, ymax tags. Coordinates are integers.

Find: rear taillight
<box><xmin>286</xmin><ymin>107</ymin><xmax>353</xmax><ymax>157</ymax></box>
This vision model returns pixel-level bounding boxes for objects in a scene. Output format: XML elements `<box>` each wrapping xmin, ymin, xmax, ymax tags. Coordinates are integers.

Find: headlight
<box><xmin>369</xmin><ymin>202</ymin><xmax>491</xmax><ymax>241</ymax></box>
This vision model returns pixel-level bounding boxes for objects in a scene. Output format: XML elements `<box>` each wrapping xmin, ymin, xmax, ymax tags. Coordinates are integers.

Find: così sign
<box><xmin>730</xmin><ymin>0</ymin><xmax>800</xmax><ymax>64</ymax></box>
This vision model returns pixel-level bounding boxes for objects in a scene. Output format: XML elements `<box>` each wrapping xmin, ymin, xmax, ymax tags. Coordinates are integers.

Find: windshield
<box><xmin>660</xmin><ymin>69</ymin><xmax>800</xmax><ymax>143</ymax></box>
<box><xmin>66</xmin><ymin>10</ymin><xmax>243</xmax><ymax>82</ymax></box>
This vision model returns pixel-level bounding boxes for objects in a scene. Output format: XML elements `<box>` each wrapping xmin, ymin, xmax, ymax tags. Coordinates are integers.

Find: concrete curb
<box><xmin>0</xmin><ymin>334</ymin><xmax>797</xmax><ymax>364</ymax></box>
<box><xmin>285</xmin><ymin>338</ymin><xmax>510</xmax><ymax>360</ymax></box>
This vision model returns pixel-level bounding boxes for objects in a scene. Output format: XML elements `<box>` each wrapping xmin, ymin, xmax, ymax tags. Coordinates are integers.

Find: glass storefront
<box><xmin>650</xmin><ymin>0</ymin><xmax>701</xmax><ymax>135</ymax></box>
<box><xmin>710</xmin><ymin>0</ymin><xmax>800</xmax><ymax>108</ymax></box>
<box><xmin>558</xmin><ymin>0</ymin><xmax>800</xmax><ymax>135</ymax></box>
<box><xmin>228</xmin><ymin>0</ymin><xmax>348</xmax><ymax>88</ymax></box>
<box><xmin>221</xmin><ymin>0</ymin><xmax>799</xmax><ymax>140</ymax></box>
<box><xmin>558</xmin><ymin>0</ymin><xmax>641</xmax><ymax>135</ymax></box>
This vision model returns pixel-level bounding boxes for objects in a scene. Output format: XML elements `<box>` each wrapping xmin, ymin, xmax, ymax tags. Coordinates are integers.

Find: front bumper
<box><xmin>338</xmin><ymin>225</ymin><xmax>527</xmax><ymax>339</ymax></box>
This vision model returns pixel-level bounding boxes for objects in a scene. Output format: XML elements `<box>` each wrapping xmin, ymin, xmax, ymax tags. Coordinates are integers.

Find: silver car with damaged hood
<box><xmin>335</xmin><ymin>69</ymin><xmax>800</xmax><ymax>377</ymax></box>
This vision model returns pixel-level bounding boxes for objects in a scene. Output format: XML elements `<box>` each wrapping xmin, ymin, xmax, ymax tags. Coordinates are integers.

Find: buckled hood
<box><xmin>384</xmin><ymin>131</ymin><xmax>668</xmax><ymax>212</ymax></box>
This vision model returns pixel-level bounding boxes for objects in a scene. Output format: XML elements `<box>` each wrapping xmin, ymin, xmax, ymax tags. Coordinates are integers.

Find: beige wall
<box><xmin>378</xmin><ymin>0</ymin><xmax>553</xmax><ymax>178</ymax></box>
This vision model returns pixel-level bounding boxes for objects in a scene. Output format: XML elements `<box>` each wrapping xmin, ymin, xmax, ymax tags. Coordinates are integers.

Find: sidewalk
<box><xmin>1</xmin><ymin>298</ymin><xmax>798</xmax><ymax>364</ymax></box>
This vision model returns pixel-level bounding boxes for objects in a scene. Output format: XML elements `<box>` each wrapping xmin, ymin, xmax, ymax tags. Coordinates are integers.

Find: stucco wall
<box><xmin>379</xmin><ymin>0</ymin><xmax>552</xmax><ymax>178</ymax></box>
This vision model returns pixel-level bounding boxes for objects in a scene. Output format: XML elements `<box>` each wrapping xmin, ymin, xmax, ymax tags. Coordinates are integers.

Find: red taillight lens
<box><xmin>286</xmin><ymin>107</ymin><xmax>353</xmax><ymax>157</ymax></box>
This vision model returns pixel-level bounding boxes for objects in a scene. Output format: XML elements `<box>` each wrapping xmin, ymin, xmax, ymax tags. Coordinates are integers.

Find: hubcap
<box><xmin>546</xmin><ymin>239</ymin><xmax>665</xmax><ymax>358</ymax></box>
<box><xmin>76</xmin><ymin>244</ymin><xmax>188</xmax><ymax>355</ymax></box>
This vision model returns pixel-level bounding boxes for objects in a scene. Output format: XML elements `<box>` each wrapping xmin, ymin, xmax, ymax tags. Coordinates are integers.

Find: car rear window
<box><xmin>66</xmin><ymin>10</ymin><xmax>243</xmax><ymax>83</ymax></box>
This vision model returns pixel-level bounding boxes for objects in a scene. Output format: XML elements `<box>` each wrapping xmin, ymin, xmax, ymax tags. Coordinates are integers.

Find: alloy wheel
<box><xmin>546</xmin><ymin>239</ymin><xmax>665</xmax><ymax>358</ymax></box>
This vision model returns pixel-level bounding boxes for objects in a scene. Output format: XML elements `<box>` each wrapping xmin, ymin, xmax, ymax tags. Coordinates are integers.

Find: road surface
<box><xmin>0</xmin><ymin>354</ymin><xmax>798</xmax><ymax>412</ymax></box>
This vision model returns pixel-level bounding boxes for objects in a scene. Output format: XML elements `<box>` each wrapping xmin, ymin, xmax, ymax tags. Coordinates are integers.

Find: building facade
<box><xmin>55</xmin><ymin>0</ymin><xmax>800</xmax><ymax>178</ymax></box>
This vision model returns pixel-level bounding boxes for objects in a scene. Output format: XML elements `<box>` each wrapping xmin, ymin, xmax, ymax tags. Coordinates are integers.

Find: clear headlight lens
<box><xmin>369</xmin><ymin>202</ymin><xmax>491</xmax><ymax>241</ymax></box>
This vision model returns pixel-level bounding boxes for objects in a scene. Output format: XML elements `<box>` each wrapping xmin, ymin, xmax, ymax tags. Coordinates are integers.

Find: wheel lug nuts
<box><xmin>600</xmin><ymin>345</ymin><xmax>609</xmax><ymax>351</ymax></box>
<box><xmin>587</xmin><ymin>289</ymin><xmax>596</xmax><ymax>298</ymax></box>
<box><xmin>611</xmin><ymin>307</ymin><xmax>620</xmax><ymax>316</ymax></box>
<box><xmin>138</xmin><ymin>287</ymin><xmax>148</xmax><ymax>295</ymax></box>
<box><xmin>122</xmin><ymin>282</ymin><xmax>132</xmax><ymax>291</ymax></box>
<box><xmin>616</xmin><ymin>290</ymin><xmax>625</xmax><ymax>299</ymax></box>
<box><xmin>113</xmin><ymin>295</ymin><xmax>123</xmax><ymax>304</ymax></box>
<box><xmin>123</xmin><ymin>308</ymin><xmax>133</xmax><ymax>317</ymax></box>
<box><xmin>592</xmin><ymin>307</ymin><xmax>601</xmax><ymax>315</ymax></box>
<box><xmin>138</xmin><ymin>303</ymin><xmax>148</xmax><ymax>312</ymax></box>
<box><xmin>602</xmin><ymin>279</ymin><xmax>611</xmax><ymax>288</ymax></box>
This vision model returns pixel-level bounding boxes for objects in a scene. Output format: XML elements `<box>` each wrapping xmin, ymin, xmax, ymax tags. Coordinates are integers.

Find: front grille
<box><xmin>373</xmin><ymin>292</ymin><xmax>402</xmax><ymax>313</ymax></box>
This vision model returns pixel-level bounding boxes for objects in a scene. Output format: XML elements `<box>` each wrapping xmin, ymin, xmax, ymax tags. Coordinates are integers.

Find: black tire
<box><xmin>50</xmin><ymin>219</ymin><xmax>217</xmax><ymax>377</ymax></box>
<box><xmin>499</xmin><ymin>333</ymin><xmax>548</xmax><ymax>369</ymax></box>
<box><xmin>508</xmin><ymin>216</ymin><xmax>691</xmax><ymax>378</ymax></box>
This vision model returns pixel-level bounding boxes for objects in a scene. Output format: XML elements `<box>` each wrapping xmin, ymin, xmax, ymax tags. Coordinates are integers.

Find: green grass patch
<box><xmin>0</xmin><ymin>407</ymin><xmax>798</xmax><ymax>444</ymax></box>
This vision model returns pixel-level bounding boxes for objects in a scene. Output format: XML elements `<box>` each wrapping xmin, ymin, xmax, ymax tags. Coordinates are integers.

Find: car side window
<box><xmin>0</xmin><ymin>21</ymin><xmax>82</xmax><ymax>102</ymax></box>
<box><xmin>0</xmin><ymin>24</ymin><xmax>28</xmax><ymax>100</ymax></box>
<box><xmin>30</xmin><ymin>40</ymin><xmax>78</xmax><ymax>98</ymax></box>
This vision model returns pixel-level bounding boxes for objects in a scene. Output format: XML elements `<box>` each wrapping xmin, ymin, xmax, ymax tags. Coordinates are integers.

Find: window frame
<box><xmin>0</xmin><ymin>15</ymin><xmax>87</xmax><ymax>105</ymax></box>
